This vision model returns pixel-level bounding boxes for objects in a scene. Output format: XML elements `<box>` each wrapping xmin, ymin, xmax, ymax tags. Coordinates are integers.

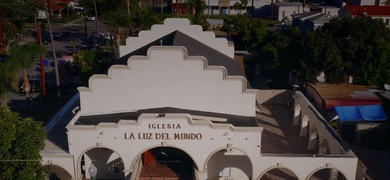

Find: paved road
<box><xmin>7</xmin><ymin>18</ymin><xmax>109</xmax><ymax>117</ymax></box>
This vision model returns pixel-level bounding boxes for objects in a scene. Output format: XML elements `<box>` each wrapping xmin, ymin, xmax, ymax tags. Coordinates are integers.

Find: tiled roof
<box><xmin>116</xmin><ymin>30</ymin><xmax>250</xmax><ymax>87</ymax></box>
<box><xmin>346</xmin><ymin>6</ymin><xmax>390</xmax><ymax>16</ymax></box>
<box><xmin>308</xmin><ymin>83</ymin><xmax>383</xmax><ymax>108</ymax></box>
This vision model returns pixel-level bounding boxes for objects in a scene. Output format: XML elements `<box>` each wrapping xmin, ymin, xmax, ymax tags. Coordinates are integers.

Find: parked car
<box><xmin>52</xmin><ymin>32</ymin><xmax>63</xmax><ymax>40</ymax></box>
<box><xmin>40</xmin><ymin>34</ymin><xmax>51</xmax><ymax>45</ymax></box>
<box><xmin>88</xmin><ymin>16</ymin><xmax>96</xmax><ymax>21</ymax></box>
<box><xmin>19</xmin><ymin>77</ymin><xmax>53</xmax><ymax>93</ymax></box>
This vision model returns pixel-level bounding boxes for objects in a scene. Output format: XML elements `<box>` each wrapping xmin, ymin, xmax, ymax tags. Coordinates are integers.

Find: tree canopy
<box><xmin>222</xmin><ymin>15</ymin><xmax>267</xmax><ymax>50</ymax></box>
<box><xmin>0</xmin><ymin>105</ymin><xmax>47</xmax><ymax>179</ymax></box>
<box><xmin>258</xmin><ymin>17</ymin><xmax>390</xmax><ymax>86</ymax></box>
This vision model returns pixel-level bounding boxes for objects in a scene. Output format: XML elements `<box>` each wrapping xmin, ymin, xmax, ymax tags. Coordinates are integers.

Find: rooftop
<box><xmin>346</xmin><ymin>6</ymin><xmax>390</xmax><ymax>16</ymax></box>
<box><xmin>308</xmin><ymin>83</ymin><xmax>381</xmax><ymax>100</ymax></box>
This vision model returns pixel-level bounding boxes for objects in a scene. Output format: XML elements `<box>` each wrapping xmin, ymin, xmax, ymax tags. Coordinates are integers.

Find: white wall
<box><xmin>320</xmin><ymin>6</ymin><xmax>339</xmax><ymax>17</ymax></box>
<box><xmin>257</xmin><ymin>89</ymin><xmax>293</xmax><ymax>105</ymax></box>
<box><xmin>79</xmin><ymin>46</ymin><xmax>257</xmax><ymax>117</ymax></box>
<box><xmin>276</xmin><ymin>5</ymin><xmax>310</xmax><ymax>21</ymax></box>
<box><xmin>67</xmin><ymin>114</ymin><xmax>263</xmax><ymax>179</ymax></box>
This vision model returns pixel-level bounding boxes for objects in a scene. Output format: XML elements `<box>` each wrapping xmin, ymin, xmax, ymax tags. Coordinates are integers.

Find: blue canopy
<box><xmin>334</xmin><ymin>105</ymin><xmax>387</xmax><ymax>121</ymax></box>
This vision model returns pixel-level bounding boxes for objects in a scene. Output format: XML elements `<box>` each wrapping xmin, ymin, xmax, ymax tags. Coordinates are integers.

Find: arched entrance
<box><xmin>44</xmin><ymin>164</ymin><xmax>72</xmax><ymax>180</ymax></box>
<box><xmin>138</xmin><ymin>147</ymin><xmax>196</xmax><ymax>179</ymax></box>
<box><xmin>206</xmin><ymin>149</ymin><xmax>252</xmax><ymax>179</ymax></box>
<box><xmin>80</xmin><ymin>148</ymin><xmax>125</xmax><ymax>179</ymax></box>
<box><xmin>308</xmin><ymin>168</ymin><xmax>347</xmax><ymax>180</ymax></box>
<box><xmin>259</xmin><ymin>167</ymin><xmax>298</xmax><ymax>180</ymax></box>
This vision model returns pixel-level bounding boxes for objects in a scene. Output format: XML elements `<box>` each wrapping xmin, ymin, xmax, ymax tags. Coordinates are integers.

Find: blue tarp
<box><xmin>334</xmin><ymin>105</ymin><xmax>387</xmax><ymax>121</ymax></box>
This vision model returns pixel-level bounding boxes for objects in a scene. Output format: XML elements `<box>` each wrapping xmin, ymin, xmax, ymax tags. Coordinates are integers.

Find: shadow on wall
<box><xmin>258</xmin><ymin>89</ymin><xmax>294</xmax><ymax>105</ymax></box>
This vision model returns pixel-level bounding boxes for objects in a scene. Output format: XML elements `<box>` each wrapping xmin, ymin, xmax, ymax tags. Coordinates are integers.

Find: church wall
<box><xmin>79</xmin><ymin>47</ymin><xmax>257</xmax><ymax>116</ymax></box>
<box><xmin>67</xmin><ymin>114</ymin><xmax>263</xmax><ymax>177</ymax></box>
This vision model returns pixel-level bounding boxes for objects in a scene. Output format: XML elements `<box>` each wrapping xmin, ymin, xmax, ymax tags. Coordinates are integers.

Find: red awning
<box><xmin>325</xmin><ymin>99</ymin><xmax>382</xmax><ymax>109</ymax></box>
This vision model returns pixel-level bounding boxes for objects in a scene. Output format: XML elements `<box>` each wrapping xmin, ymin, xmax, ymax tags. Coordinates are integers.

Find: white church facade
<box><xmin>41</xmin><ymin>18</ymin><xmax>360</xmax><ymax>180</ymax></box>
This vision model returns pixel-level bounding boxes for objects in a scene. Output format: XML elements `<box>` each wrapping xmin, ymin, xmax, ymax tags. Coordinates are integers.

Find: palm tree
<box><xmin>132</xmin><ymin>7</ymin><xmax>160</xmax><ymax>33</ymax></box>
<box><xmin>70</xmin><ymin>39</ymin><xmax>78</xmax><ymax>54</ymax></box>
<box><xmin>0</xmin><ymin>58</ymin><xmax>19</xmax><ymax>106</ymax></box>
<box><xmin>8</xmin><ymin>42</ymin><xmax>42</xmax><ymax>98</ymax></box>
<box><xmin>101</xmin><ymin>10</ymin><xmax>131</xmax><ymax>56</ymax></box>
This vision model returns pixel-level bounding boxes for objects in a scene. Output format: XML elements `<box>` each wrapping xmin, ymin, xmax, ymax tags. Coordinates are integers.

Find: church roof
<box><xmin>115</xmin><ymin>30</ymin><xmax>246</xmax><ymax>78</ymax></box>
<box><xmin>76</xmin><ymin>107</ymin><xmax>258</xmax><ymax>127</ymax></box>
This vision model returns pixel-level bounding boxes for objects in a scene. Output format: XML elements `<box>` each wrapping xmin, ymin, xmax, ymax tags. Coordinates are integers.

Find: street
<box><xmin>6</xmin><ymin>18</ymin><xmax>110</xmax><ymax>118</ymax></box>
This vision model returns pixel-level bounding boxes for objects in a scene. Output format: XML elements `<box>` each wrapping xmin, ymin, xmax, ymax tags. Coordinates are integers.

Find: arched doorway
<box><xmin>138</xmin><ymin>147</ymin><xmax>196</xmax><ymax>179</ymax></box>
<box><xmin>308</xmin><ymin>168</ymin><xmax>347</xmax><ymax>180</ymax></box>
<box><xmin>259</xmin><ymin>167</ymin><xmax>298</xmax><ymax>180</ymax></box>
<box><xmin>44</xmin><ymin>164</ymin><xmax>72</xmax><ymax>180</ymax></box>
<box><xmin>207</xmin><ymin>149</ymin><xmax>252</xmax><ymax>180</ymax></box>
<box><xmin>81</xmin><ymin>148</ymin><xmax>125</xmax><ymax>179</ymax></box>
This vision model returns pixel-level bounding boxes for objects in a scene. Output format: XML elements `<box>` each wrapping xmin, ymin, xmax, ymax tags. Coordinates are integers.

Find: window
<box><xmin>282</xmin><ymin>11</ymin><xmax>285</xmax><ymax>17</ymax></box>
<box><xmin>386</xmin><ymin>19</ymin><xmax>390</xmax><ymax>25</ymax></box>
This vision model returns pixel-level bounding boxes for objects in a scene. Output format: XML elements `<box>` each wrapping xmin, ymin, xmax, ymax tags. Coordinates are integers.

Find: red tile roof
<box><xmin>38</xmin><ymin>0</ymin><xmax>74</xmax><ymax>11</ymax></box>
<box><xmin>346</xmin><ymin>6</ymin><xmax>390</xmax><ymax>17</ymax></box>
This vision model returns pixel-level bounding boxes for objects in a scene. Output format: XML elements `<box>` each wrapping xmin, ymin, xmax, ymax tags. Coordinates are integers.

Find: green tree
<box><xmin>187</xmin><ymin>0</ymin><xmax>208</xmax><ymax>29</ymax></box>
<box><xmin>320</xmin><ymin>17</ymin><xmax>390</xmax><ymax>86</ymax></box>
<box><xmin>1</xmin><ymin>0</ymin><xmax>43</xmax><ymax>50</ymax></box>
<box><xmin>132</xmin><ymin>7</ymin><xmax>160</xmax><ymax>33</ymax></box>
<box><xmin>222</xmin><ymin>15</ymin><xmax>266</xmax><ymax>50</ymax></box>
<box><xmin>100</xmin><ymin>9</ymin><xmax>131</xmax><ymax>51</ymax></box>
<box><xmin>8</xmin><ymin>42</ymin><xmax>42</xmax><ymax>98</ymax></box>
<box><xmin>234</xmin><ymin>0</ymin><xmax>248</xmax><ymax>14</ymax></box>
<box><xmin>0</xmin><ymin>105</ymin><xmax>47</xmax><ymax>179</ymax></box>
<box><xmin>293</xmin><ymin>31</ymin><xmax>343</xmax><ymax>83</ymax></box>
<box><xmin>0</xmin><ymin>57</ymin><xmax>19</xmax><ymax>105</ymax></box>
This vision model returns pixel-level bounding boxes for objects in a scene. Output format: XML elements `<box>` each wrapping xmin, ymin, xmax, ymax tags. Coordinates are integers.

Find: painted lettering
<box><xmin>155</xmin><ymin>133</ymin><xmax>171</xmax><ymax>140</ymax></box>
<box><xmin>148</xmin><ymin>123</ymin><xmax>182</xmax><ymax>129</ymax></box>
<box><xmin>174</xmin><ymin>133</ymin><xmax>202</xmax><ymax>140</ymax></box>
<box><xmin>124</xmin><ymin>133</ymin><xmax>135</xmax><ymax>139</ymax></box>
<box><xmin>138</xmin><ymin>133</ymin><xmax>153</xmax><ymax>139</ymax></box>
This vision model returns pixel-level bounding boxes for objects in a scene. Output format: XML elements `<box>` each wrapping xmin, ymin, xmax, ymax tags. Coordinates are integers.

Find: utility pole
<box><xmin>43</xmin><ymin>0</ymin><xmax>61</xmax><ymax>98</ymax></box>
<box><xmin>161</xmin><ymin>0</ymin><xmax>164</xmax><ymax>15</ymax></box>
<box><xmin>251</xmin><ymin>0</ymin><xmax>254</xmax><ymax>22</ymax></box>
<box><xmin>85</xmin><ymin>15</ymin><xmax>88</xmax><ymax>49</ymax></box>
<box><xmin>93</xmin><ymin>0</ymin><xmax>99</xmax><ymax>36</ymax></box>
<box><xmin>207</xmin><ymin>0</ymin><xmax>210</xmax><ymax>18</ymax></box>
<box><xmin>0</xmin><ymin>11</ymin><xmax>5</xmax><ymax>54</ymax></box>
<box><xmin>37</xmin><ymin>22</ymin><xmax>47</xmax><ymax>103</ymax></box>
<box><xmin>270</xmin><ymin>0</ymin><xmax>274</xmax><ymax>25</ymax></box>
<box><xmin>176</xmin><ymin>0</ymin><xmax>178</xmax><ymax>16</ymax></box>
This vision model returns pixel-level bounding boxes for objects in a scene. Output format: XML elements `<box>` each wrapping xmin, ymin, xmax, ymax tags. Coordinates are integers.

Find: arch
<box><xmin>43</xmin><ymin>164</ymin><xmax>73</xmax><ymax>180</ymax></box>
<box><xmin>257</xmin><ymin>166</ymin><xmax>298</xmax><ymax>180</ymax></box>
<box><xmin>308</xmin><ymin>126</ymin><xmax>319</xmax><ymax>150</ymax></box>
<box><xmin>134</xmin><ymin>145</ymin><xmax>198</xmax><ymax>179</ymax></box>
<box><xmin>294</xmin><ymin>103</ymin><xmax>302</xmax><ymax>111</ymax></box>
<box><xmin>320</xmin><ymin>139</ymin><xmax>331</xmax><ymax>154</ymax></box>
<box><xmin>293</xmin><ymin>103</ymin><xmax>302</xmax><ymax>126</ymax></box>
<box><xmin>306</xmin><ymin>167</ymin><xmax>347</xmax><ymax>180</ymax></box>
<box><xmin>76</xmin><ymin>146</ymin><xmax>125</xmax><ymax>180</ymax></box>
<box><xmin>132</xmin><ymin>144</ymin><xmax>200</xmax><ymax>171</ymax></box>
<box><xmin>300</xmin><ymin>114</ymin><xmax>310</xmax><ymax>137</ymax></box>
<box><xmin>205</xmin><ymin>147</ymin><xmax>252</xmax><ymax>180</ymax></box>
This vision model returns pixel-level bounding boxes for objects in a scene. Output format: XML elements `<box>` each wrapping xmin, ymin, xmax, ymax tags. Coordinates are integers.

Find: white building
<box><xmin>274</xmin><ymin>2</ymin><xmax>310</xmax><ymax>22</ymax></box>
<box><xmin>40</xmin><ymin>18</ymin><xmax>361</xmax><ymax>180</ymax></box>
<box><xmin>292</xmin><ymin>11</ymin><xmax>336</xmax><ymax>32</ymax></box>
<box><xmin>172</xmin><ymin>0</ymin><xmax>273</xmax><ymax>17</ymax></box>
